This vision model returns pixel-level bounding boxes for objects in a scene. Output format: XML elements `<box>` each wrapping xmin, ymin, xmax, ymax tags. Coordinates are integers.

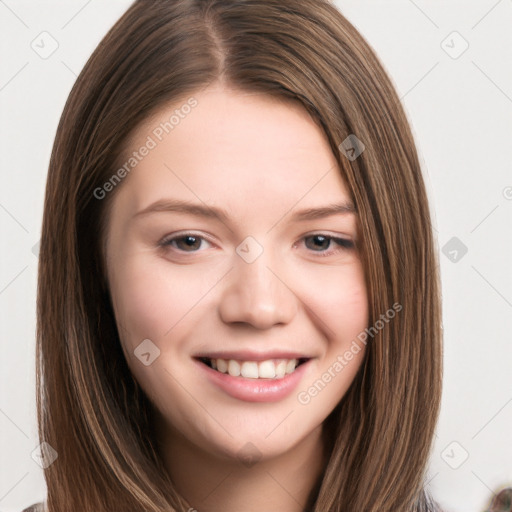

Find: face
<box><xmin>104</xmin><ymin>84</ymin><xmax>368</xmax><ymax>464</ymax></box>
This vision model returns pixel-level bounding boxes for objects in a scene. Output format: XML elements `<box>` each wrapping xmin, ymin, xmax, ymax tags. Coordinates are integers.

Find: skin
<box><xmin>104</xmin><ymin>83</ymin><xmax>369</xmax><ymax>512</ymax></box>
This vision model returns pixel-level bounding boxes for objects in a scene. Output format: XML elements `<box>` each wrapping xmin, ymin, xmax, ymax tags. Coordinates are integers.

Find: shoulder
<box><xmin>21</xmin><ymin>502</ymin><xmax>45</xmax><ymax>512</ymax></box>
<box><xmin>489</xmin><ymin>487</ymin><xmax>512</xmax><ymax>511</ymax></box>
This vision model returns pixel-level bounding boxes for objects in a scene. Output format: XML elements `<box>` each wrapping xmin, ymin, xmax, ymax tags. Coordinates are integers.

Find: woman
<box><xmin>23</xmin><ymin>0</ymin><xmax>495</xmax><ymax>510</ymax></box>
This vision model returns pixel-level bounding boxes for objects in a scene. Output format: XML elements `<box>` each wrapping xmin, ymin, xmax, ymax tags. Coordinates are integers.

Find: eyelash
<box><xmin>158</xmin><ymin>232</ymin><xmax>354</xmax><ymax>257</ymax></box>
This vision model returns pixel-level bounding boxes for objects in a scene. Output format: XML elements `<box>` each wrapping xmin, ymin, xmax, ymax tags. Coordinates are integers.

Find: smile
<box><xmin>194</xmin><ymin>356</ymin><xmax>313</xmax><ymax>402</ymax></box>
<box><xmin>198</xmin><ymin>357</ymin><xmax>309</xmax><ymax>379</ymax></box>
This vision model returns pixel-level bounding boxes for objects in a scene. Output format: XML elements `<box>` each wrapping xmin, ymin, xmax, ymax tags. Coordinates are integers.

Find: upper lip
<box><xmin>194</xmin><ymin>350</ymin><xmax>312</xmax><ymax>362</ymax></box>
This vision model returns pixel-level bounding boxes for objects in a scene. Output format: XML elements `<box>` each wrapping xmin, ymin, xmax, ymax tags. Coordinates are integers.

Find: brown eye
<box><xmin>160</xmin><ymin>233</ymin><xmax>211</xmax><ymax>252</ymax></box>
<box><xmin>303</xmin><ymin>234</ymin><xmax>354</xmax><ymax>255</ymax></box>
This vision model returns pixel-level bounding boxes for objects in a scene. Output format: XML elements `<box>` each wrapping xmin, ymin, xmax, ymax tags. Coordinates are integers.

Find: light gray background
<box><xmin>1</xmin><ymin>1</ymin><xmax>511</xmax><ymax>511</ymax></box>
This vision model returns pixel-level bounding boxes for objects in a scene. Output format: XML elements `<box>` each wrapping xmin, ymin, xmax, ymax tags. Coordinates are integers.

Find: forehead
<box><xmin>111</xmin><ymin>86</ymin><xmax>353</xmax><ymax>224</ymax></box>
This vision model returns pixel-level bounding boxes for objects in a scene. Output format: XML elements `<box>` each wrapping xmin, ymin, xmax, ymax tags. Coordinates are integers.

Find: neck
<box><xmin>153</xmin><ymin>417</ymin><xmax>327</xmax><ymax>512</ymax></box>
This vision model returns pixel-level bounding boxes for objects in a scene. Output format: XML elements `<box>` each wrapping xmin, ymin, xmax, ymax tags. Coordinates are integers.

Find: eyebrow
<box><xmin>132</xmin><ymin>198</ymin><xmax>356</xmax><ymax>223</ymax></box>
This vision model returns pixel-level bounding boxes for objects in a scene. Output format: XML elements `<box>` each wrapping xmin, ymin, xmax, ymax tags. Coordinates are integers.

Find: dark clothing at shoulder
<box><xmin>21</xmin><ymin>502</ymin><xmax>45</xmax><ymax>512</ymax></box>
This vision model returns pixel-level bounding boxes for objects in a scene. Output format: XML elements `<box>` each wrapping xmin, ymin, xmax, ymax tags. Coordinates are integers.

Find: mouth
<box><xmin>196</xmin><ymin>356</ymin><xmax>310</xmax><ymax>380</ymax></box>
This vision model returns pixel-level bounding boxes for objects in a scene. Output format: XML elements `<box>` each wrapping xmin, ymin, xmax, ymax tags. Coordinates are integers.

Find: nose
<box><xmin>218</xmin><ymin>247</ymin><xmax>298</xmax><ymax>329</ymax></box>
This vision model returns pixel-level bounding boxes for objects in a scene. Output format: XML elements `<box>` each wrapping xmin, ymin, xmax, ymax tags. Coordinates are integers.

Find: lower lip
<box><xmin>194</xmin><ymin>358</ymin><xmax>312</xmax><ymax>403</ymax></box>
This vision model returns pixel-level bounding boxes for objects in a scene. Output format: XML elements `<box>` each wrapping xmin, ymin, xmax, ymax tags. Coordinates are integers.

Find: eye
<box><xmin>301</xmin><ymin>233</ymin><xmax>354</xmax><ymax>256</ymax></box>
<box><xmin>158</xmin><ymin>232</ymin><xmax>355</xmax><ymax>256</ymax></box>
<box><xmin>159</xmin><ymin>233</ymin><xmax>212</xmax><ymax>252</ymax></box>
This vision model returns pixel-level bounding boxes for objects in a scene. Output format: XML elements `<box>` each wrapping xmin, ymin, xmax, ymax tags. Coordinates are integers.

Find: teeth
<box><xmin>216</xmin><ymin>358</ymin><xmax>228</xmax><ymax>373</ymax></box>
<box><xmin>241</xmin><ymin>361</ymin><xmax>259</xmax><ymax>378</ymax></box>
<box><xmin>228</xmin><ymin>360</ymin><xmax>241</xmax><ymax>377</ymax></box>
<box><xmin>285</xmin><ymin>360</ymin><xmax>296</xmax><ymax>374</ymax></box>
<box><xmin>206</xmin><ymin>357</ymin><xmax>302</xmax><ymax>379</ymax></box>
<box><xmin>258</xmin><ymin>360</ymin><xmax>275</xmax><ymax>378</ymax></box>
<box><xmin>275</xmin><ymin>361</ymin><xmax>286</xmax><ymax>378</ymax></box>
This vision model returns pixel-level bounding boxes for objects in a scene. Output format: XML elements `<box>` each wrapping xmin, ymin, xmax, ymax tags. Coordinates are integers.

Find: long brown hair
<box><xmin>36</xmin><ymin>0</ymin><xmax>443</xmax><ymax>510</ymax></box>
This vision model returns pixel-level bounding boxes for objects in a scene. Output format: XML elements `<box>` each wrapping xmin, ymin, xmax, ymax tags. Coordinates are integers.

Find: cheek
<box><xmin>294</xmin><ymin>265</ymin><xmax>368</xmax><ymax>412</ymax></box>
<box><xmin>109</xmin><ymin>258</ymin><xmax>172</xmax><ymax>349</ymax></box>
<box><xmin>107</xmin><ymin>254</ymin><xmax>206</xmax><ymax>403</ymax></box>
<box><xmin>108</xmin><ymin>253</ymin><xmax>222</xmax><ymax>351</ymax></box>
<box><xmin>303</xmin><ymin>261</ymin><xmax>368</xmax><ymax>342</ymax></box>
